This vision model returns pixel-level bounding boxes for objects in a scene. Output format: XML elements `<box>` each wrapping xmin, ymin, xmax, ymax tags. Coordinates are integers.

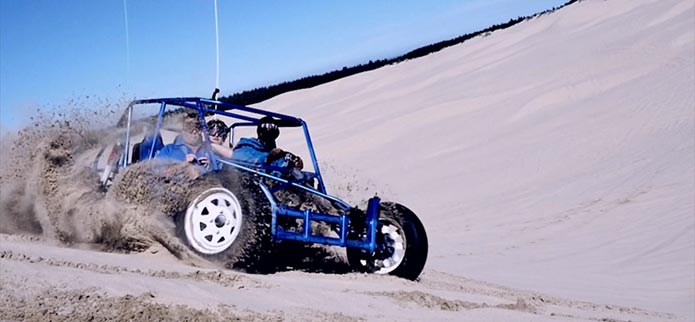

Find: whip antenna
<box><xmin>213</xmin><ymin>0</ymin><xmax>220</xmax><ymax>91</ymax></box>
<box><xmin>123</xmin><ymin>0</ymin><xmax>130</xmax><ymax>88</ymax></box>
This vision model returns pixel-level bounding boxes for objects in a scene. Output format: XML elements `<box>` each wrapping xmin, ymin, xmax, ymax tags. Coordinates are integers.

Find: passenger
<box><xmin>156</xmin><ymin>113</ymin><xmax>212</xmax><ymax>177</ymax></box>
<box><xmin>207</xmin><ymin>119</ymin><xmax>233</xmax><ymax>159</ymax></box>
<box><xmin>232</xmin><ymin>116</ymin><xmax>303</xmax><ymax>172</ymax></box>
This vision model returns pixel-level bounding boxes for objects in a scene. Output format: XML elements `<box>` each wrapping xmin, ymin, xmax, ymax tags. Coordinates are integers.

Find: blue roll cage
<box><xmin>120</xmin><ymin>97</ymin><xmax>379</xmax><ymax>253</ymax></box>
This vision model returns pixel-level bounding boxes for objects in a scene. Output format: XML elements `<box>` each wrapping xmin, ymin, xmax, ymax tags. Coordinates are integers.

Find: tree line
<box><xmin>219</xmin><ymin>0</ymin><xmax>578</xmax><ymax>106</ymax></box>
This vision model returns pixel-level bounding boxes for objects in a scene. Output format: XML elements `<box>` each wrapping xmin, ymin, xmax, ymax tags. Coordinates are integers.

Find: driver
<box><xmin>232</xmin><ymin>116</ymin><xmax>303</xmax><ymax>173</ymax></box>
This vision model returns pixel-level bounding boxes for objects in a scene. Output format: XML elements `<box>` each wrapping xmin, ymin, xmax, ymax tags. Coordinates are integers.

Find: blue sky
<box><xmin>0</xmin><ymin>0</ymin><xmax>567</xmax><ymax>131</ymax></box>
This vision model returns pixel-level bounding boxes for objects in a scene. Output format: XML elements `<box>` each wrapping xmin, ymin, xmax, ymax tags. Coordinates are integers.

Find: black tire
<box><xmin>175</xmin><ymin>171</ymin><xmax>275</xmax><ymax>273</ymax></box>
<box><xmin>347</xmin><ymin>202</ymin><xmax>428</xmax><ymax>280</ymax></box>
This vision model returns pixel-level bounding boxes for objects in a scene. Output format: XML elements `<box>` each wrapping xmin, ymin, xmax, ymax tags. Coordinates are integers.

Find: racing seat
<box><xmin>131</xmin><ymin>132</ymin><xmax>164</xmax><ymax>163</ymax></box>
<box><xmin>131</xmin><ymin>143</ymin><xmax>142</xmax><ymax>164</ymax></box>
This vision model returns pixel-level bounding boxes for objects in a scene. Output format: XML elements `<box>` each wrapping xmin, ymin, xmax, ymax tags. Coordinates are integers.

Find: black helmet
<box><xmin>257</xmin><ymin>116</ymin><xmax>279</xmax><ymax>141</ymax></box>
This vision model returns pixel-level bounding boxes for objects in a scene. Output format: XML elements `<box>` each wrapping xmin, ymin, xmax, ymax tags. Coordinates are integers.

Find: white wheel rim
<box><xmin>184</xmin><ymin>188</ymin><xmax>243</xmax><ymax>255</ymax></box>
<box><xmin>365</xmin><ymin>222</ymin><xmax>406</xmax><ymax>274</ymax></box>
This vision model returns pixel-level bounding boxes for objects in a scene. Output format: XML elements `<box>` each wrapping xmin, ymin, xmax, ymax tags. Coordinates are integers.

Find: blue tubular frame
<box><xmin>120</xmin><ymin>97</ymin><xmax>379</xmax><ymax>253</ymax></box>
<box><xmin>146</xmin><ymin>101</ymin><xmax>167</xmax><ymax>160</ymax></box>
<box><xmin>122</xmin><ymin>102</ymin><xmax>134</xmax><ymax>168</ymax></box>
<box><xmin>300</xmin><ymin>120</ymin><xmax>326</xmax><ymax>194</ymax></box>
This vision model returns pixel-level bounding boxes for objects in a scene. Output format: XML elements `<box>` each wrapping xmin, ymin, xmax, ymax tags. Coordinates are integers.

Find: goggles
<box><xmin>259</xmin><ymin>122</ymin><xmax>278</xmax><ymax>131</ymax></box>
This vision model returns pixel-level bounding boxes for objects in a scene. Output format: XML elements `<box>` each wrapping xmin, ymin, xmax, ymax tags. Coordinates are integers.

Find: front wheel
<box><xmin>347</xmin><ymin>202</ymin><xmax>428</xmax><ymax>280</ymax></box>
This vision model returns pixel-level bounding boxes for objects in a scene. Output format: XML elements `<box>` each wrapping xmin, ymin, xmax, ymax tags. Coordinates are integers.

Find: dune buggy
<box><xmin>93</xmin><ymin>97</ymin><xmax>428</xmax><ymax>280</ymax></box>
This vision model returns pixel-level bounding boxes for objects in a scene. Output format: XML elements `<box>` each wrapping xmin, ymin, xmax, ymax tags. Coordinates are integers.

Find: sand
<box><xmin>1</xmin><ymin>0</ymin><xmax>693</xmax><ymax>320</ymax></box>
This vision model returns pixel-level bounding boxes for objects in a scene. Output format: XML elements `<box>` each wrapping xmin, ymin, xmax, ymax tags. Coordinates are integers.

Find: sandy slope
<box><xmin>1</xmin><ymin>0</ymin><xmax>693</xmax><ymax>320</ymax></box>
<box><xmin>256</xmin><ymin>0</ymin><xmax>695</xmax><ymax>318</ymax></box>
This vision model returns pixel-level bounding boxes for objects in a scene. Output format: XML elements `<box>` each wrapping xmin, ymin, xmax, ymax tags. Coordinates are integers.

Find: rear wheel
<box><xmin>182</xmin><ymin>187</ymin><xmax>243</xmax><ymax>255</ymax></box>
<box><xmin>347</xmin><ymin>202</ymin><xmax>428</xmax><ymax>280</ymax></box>
<box><xmin>176</xmin><ymin>172</ymin><xmax>274</xmax><ymax>272</ymax></box>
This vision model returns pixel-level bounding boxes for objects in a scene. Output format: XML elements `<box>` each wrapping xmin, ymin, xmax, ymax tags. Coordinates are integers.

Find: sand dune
<box><xmin>257</xmin><ymin>0</ymin><xmax>695</xmax><ymax>317</ymax></box>
<box><xmin>1</xmin><ymin>0</ymin><xmax>693</xmax><ymax>320</ymax></box>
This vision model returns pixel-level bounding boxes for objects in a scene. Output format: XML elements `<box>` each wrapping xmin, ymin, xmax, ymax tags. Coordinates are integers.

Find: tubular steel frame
<box><xmin>119</xmin><ymin>97</ymin><xmax>378</xmax><ymax>253</ymax></box>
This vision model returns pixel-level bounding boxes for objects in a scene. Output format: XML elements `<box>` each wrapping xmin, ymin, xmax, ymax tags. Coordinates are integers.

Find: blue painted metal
<box><xmin>270</xmin><ymin>196</ymin><xmax>381</xmax><ymax>252</ymax></box>
<box><xmin>366</xmin><ymin>196</ymin><xmax>380</xmax><ymax>253</ymax></box>
<box><xmin>147</xmin><ymin>101</ymin><xmax>167</xmax><ymax>160</ymax></box>
<box><xmin>199</xmin><ymin>98</ymin><xmax>303</xmax><ymax>126</ymax></box>
<box><xmin>301</xmin><ymin>120</ymin><xmax>326</xmax><ymax>194</ymax></box>
<box><xmin>229</xmin><ymin>121</ymin><xmax>255</xmax><ymax>146</ymax></box>
<box><xmin>258</xmin><ymin>182</ymin><xmax>279</xmax><ymax>239</ymax></box>
<box><xmin>130</xmin><ymin>97</ymin><xmax>303</xmax><ymax>126</ymax></box>
<box><xmin>122</xmin><ymin>103</ymin><xmax>134</xmax><ymax>167</ymax></box>
<box><xmin>274</xmin><ymin>206</ymin><xmax>372</xmax><ymax>251</ymax></box>
<box><xmin>218</xmin><ymin>159</ymin><xmax>352</xmax><ymax>211</ymax></box>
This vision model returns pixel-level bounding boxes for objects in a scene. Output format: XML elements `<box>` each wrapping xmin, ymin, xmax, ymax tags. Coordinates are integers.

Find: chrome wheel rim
<box><xmin>363</xmin><ymin>221</ymin><xmax>406</xmax><ymax>274</ymax></box>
